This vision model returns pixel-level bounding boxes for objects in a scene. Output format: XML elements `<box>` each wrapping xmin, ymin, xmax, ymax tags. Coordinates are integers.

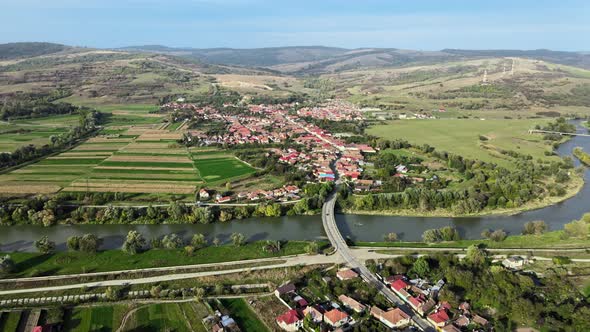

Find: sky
<box><xmin>1</xmin><ymin>0</ymin><xmax>589</xmax><ymax>50</ymax></box>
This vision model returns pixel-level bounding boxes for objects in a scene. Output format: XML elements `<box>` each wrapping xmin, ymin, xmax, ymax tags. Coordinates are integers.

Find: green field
<box><xmin>63</xmin><ymin>305</ymin><xmax>129</xmax><ymax>332</ymax></box>
<box><xmin>220</xmin><ymin>298</ymin><xmax>269</xmax><ymax>332</ymax></box>
<box><xmin>1</xmin><ymin>241</ymin><xmax>314</xmax><ymax>277</ymax></box>
<box><xmin>194</xmin><ymin>156</ymin><xmax>256</xmax><ymax>183</ymax></box>
<box><xmin>0</xmin><ymin>311</ymin><xmax>23</xmax><ymax>332</ymax></box>
<box><xmin>121</xmin><ymin>303</ymin><xmax>200</xmax><ymax>332</ymax></box>
<box><xmin>368</xmin><ymin>118</ymin><xmax>557</xmax><ymax>168</ymax></box>
<box><xmin>0</xmin><ymin>117</ymin><xmax>73</xmax><ymax>152</ymax></box>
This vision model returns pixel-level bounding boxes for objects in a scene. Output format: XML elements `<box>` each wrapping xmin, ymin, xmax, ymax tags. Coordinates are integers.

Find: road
<box><xmin>321</xmin><ymin>188</ymin><xmax>436</xmax><ymax>332</ymax></box>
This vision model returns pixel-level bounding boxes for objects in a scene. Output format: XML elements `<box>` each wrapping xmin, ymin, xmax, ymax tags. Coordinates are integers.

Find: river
<box><xmin>1</xmin><ymin>122</ymin><xmax>589</xmax><ymax>251</ymax></box>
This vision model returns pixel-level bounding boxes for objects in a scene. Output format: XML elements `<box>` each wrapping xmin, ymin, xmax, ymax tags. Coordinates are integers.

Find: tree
<box><xmin>184</xmin><ymin>246</ymin><xmax>195</xmax><ymax>256</ymax></box>
<box><xmin>384</xmin><ymin>232</ymin><xmax>398</xmax><ymax>242</ymax></box>
<box><xmin>523</xmin><ymin>220</ymin><xmax>547</xmax><ymax>235</ymax></box>
<box><xmin>212</xmin><ymin>237</ymin><xmax>221</xmax><ymax>247</ymax></box>
<box><xmin>411</xmin><ymin>256</ymin><xmax>430</xmax><ymax>277</ymax></box>
<box><xmin>194</xmin><ymin>287</ymin><xmax>205</xmax><ymax>300</ymax></box>
<box><xmin>0</xmin><ymin>255</ymin><xmax>15</xmax><ymax>276</ymax></box>
<box><xmin>122</xmin><ymin>230</ymin><xmax>146</xmax><ymax>254</ymax></box>
<box><xmin>79</xmin><ymin>234</ymin><xmax>100</xmax><ymax>253</ymax></box>
<box><xmin>34</xmin><ymin>236</ymin><xmax>55</xmax><ymax>254</ymax></box>
<box><xmin>489</xmin><ymin>229</ymin><xmax>507</xmax><ymax>242</ymax></box>
<box><xmin>564</xmin><ymin>219</ymin><xmax>589</xmax><ymax>238</ymax></box>
<box><xmin>422</xmin><ymin>229</ymin><xmax>440</xmax><ymax>243</ymax></box>
<box><xmin>150</xmin><ymin>285</ymin><xmax>163</xmax><ymax>298</ymax></box>
<box><xmin>104</xmin><ymin>286</ymin><xmax>121</xmax><ymax>301</ymax></box>
<box><xmin>191</xmin><ymin>233</ymin><xmax>207</xmax><ymax>249</ymax></box>
<box><xmin>230</xmin><ymin>233</ymin><xmax>245</xmax><ymax>247</ymax></box>
<box><xmin>225</xmin><ymin>182</ymin><xmax>232</xmax><ymax>191</ymax></box>
<box><xmin>67</xmin><ymin>235</ymin><xmax>81</xmax><ymax>251</ymax></box>
<box><xmin>305</xmin><ymin>241</ymin><xmax>319</xmax><ymax>255</ymax></box>
<box><xmin>465</xmin><ymin>245</ymin><xmax>487</xmax><ymax>266</ymax></box>
<box><xmin>162</xmin><ymin>233</ymin><xmax>184</xmax><ymax>249</ymax></box>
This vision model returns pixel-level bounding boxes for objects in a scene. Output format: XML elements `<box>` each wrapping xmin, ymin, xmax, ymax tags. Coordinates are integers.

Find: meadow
<box><xmin>1</xmin><ymin>241</ymin><xmax>313</xmax><ymax>277</ymax></box>
<box><xmin>120</xmin><ymin>302</ymin><xmax>208</xmax><ymax>332</ymax></box>
<box><xmin>63</xmin><ymin>305</ymin><xmax>129</xmax><ymax>332</ymax></box>
<box><xmin>219</xmin><ymin>298</ymin><xmax>269</xmax><ymax>332</ymax></box>
<box><xmin>0</xmin><ymin>114</ymin><xmax>79</xmax><ymax>152</ymax></box>
<box><xmin>368</xmin><ymin>118</ymin><xmax>557</xmax><ymax>169</ymax></box>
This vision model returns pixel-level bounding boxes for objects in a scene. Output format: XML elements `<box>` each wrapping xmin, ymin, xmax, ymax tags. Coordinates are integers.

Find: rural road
<box><xmin>0</xmin><ymin>247</ymin><xmax>586</xmax><ymax>296</ymax></box>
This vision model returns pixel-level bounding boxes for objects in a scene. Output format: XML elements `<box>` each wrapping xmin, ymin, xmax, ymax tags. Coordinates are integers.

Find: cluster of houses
<box><xmin>199</xmin><ymin>185</ymin><xmax>301</xmax><ymax>204</ymax></box>
<box><xmin>386</xmin><ymin>275</ymin><xmax>489</xmax><ymax>331</ymax></box>
<box><xmin>273</xmin><ymin>267</ymin><xmax>482</xmax><ymax>331</ymax></box>
<box><xmin>274</xmin><ymin>269</ymin><xmax>362</xmax><ymax>331</ymax></box>
<box><xmin>296</xmin><ymin>100</ymin><xmax>363</xmax><ymax>122</ymax></box>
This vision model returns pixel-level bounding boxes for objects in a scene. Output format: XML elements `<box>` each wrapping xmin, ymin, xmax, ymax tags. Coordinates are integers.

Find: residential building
<box><xmin>276</xmin><ymin>309</ymin><xmax>303</xmax><ymax>331</ymax></box>
<box><xmin>323</xmin><ymin>309</ymin><xmax>350</xmax><ymax>328</ymax></box>
<box><xmin>370</xmin><ymin>306</ymin><xmax>411</xmax><ymax>329</ymax></box>
<box><xmin>338</xmin><ymin>295</ymin><xmax>366</xmax><ymax>313</ymax></box>
<box><xmin>336</xmin><ymin>268</ymin><xmax>359</xmax><ymax>281</ymax></box>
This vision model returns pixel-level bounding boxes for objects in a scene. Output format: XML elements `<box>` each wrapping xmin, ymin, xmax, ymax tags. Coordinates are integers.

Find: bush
<box><xmin>552</xmin><ymin>256</ymin><xmax>572</xmax><ymax>265</ymax></box>
<box><xmin>522</xmin><ymin>220</ymin><xmax>547</xmax><ymax>235</ymax></box>
<box><xmin>35</xmin><ymin>236</ymin><xmax>56</xmax><ymax>254</ymax></box>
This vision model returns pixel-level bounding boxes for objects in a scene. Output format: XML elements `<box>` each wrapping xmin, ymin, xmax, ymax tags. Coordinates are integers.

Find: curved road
<box><xmin>322</xmin><ymin>187</ymin><xmax>435</xmax><ymax>332</ymax></box>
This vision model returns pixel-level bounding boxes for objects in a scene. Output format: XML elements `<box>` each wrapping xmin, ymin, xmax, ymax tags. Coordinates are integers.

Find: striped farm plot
<box><xmin>135</xmin><ymin>130</ymin><xmax>183</xmax><ymax>142</ymax></box>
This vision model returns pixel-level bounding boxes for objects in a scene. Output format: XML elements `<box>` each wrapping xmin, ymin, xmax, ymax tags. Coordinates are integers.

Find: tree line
<box><xmin>0</xmin><ymin>107</ymin><xmax>103</xmax><ymax>171</ymax></box>
<box><xmin>339</xmin><ymin>138</ymin><xmax>577</xmax><ymax>215</ymax></box>
<box><xmin>0</xmin><ymin>183</ymin><xmax>333</xmax><ymax>226</ymax></box>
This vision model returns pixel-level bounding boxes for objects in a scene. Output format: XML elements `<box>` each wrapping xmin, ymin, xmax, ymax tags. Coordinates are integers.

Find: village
<box><xmin>162</xmin><ymin>100</ymin><xmax>386</xmax><ymax>204</ymax></box>
<box><xmin>271</xmin><ymin>266</ymin><xmax>491</xmax><ymax>332</ymax></box>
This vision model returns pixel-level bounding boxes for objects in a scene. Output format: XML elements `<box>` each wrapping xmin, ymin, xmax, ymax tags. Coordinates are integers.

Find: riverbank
<box><xmin>353</xmin><ymin>230</ymin><xmax>590</xmax><ymax>249</ymax></box>
<box><xmin>0</xmin><ymin>241</ymin><xmax>321</xmax><ymax>278</ymax></box>
<box><xmin>342</xmin><ymin>173</ymin><xmax>584</xmax><ymax>218</ymax></box>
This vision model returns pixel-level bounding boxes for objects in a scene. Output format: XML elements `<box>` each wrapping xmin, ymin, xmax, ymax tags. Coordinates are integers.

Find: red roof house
<box><xmin>276</xmin><ymin>309</ymin><xmax>303</xmax><ymax>331</ymax></box>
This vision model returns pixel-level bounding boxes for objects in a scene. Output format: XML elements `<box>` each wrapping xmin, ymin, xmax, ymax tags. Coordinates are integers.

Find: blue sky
<box><xmin>1</xmin><ymin>0</ymin><xmax>588</xmax><ymax>50</ymax></box>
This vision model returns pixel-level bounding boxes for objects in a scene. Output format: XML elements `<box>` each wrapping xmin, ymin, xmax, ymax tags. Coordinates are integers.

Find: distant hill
<box><xmin>0</xmin><ymin>42</ymin><xmax>68</xmax><ymax>60</ymax></box>
<box><xmin>121</xmin><ymin>46</ymin><xmax>459</xmax><ymax>74</ymax></box>
<box><xmin>121</xmin><ymin>45</ymin><xmax>590</xmax><ymax>73</ymax></box>
<box><xmin>443</xmin><ymin>49</ymin><xmax>590</xmax><ymax>70</ymax></box>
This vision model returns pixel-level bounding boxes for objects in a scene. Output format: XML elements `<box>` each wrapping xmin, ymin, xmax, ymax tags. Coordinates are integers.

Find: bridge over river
<box><xmin>322</xmin><ymin>185</ymin><xmax>436</xmax><ymax>331</ymax></box>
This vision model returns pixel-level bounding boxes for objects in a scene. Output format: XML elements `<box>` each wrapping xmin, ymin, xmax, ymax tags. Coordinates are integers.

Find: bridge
<box><xmin>322</xmin><ymin>186</ymin><xmax>435</xmax><ymax>331</ymax></box>
<box><xmin>528</xmin><ymin>129</ymin><xmax>590</xmax><ymax>137</ymax></box>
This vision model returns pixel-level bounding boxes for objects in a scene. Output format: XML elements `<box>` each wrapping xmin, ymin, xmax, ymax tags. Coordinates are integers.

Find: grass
<box><xmin>353</xmin><ymin>230</ymin><xmax>590</xmax><ymax>249</ymax></box>
<box><xmin>194</xmin><ymin>156</ymin><xmax>256</xmax><ymax>183</ymax></box>
<box><xmin>220</xmin><ymin>298</ymin><xmax>269</xmax><ymax>332</ymax></box>
<box><xmin>121</xmin><ymin>303</ymin><xmax>193</xmax><ymax>332</ymax></box>
<box><xmin>1</xmin><ymin>241</ymin><xmax>313</xmax><ymax>277</ymax></box>
<box><xmin>63</xmin><ymin>304</ymin><xmax>130</xmax><ymax>332</ymax></box>
<box><xmin>368</xmin><ymin>118</ymin><xmax>556</xmax><ymax>169</ymax></box>
<box><xmin>0</xmin><ymin>311</ymin><xmax>22</xmax><ymax>332</ymax></box>
<box><xmin>120</xmin><ymin>302</ymin><xmax>211</xmax><ymax>332</ymax></box>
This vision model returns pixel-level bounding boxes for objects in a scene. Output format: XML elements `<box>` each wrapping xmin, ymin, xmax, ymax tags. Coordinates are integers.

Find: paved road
<box><xmin>321</xmin><ymin>188</ymin><xmax>436</xmax><ymax>332</ymax></box>
<box><xmin>0</xmin><ymin>254</ymin><xmax>341</xmax><ymax>296</ymax></box>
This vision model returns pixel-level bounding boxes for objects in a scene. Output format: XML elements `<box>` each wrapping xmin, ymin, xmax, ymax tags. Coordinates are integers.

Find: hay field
<box><xmin>367</xmin><ymin>118</ymin><xmax>557</xmax><ymax>169</ymax></box>
<box><xmin>0</xmin><ymin>115</ymin><xmax>78</xmax><ymax>152</ymax></box>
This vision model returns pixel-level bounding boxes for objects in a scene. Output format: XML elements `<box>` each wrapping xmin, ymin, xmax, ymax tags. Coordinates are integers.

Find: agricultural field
<box><xmin>0</xmin><ymin>310</ymin><xmax>23</xmax><ymax>332</ymax></box>
<box><xmin>0</xmin><ymin>114</ymin><xmax>79</xmax><ymax>152</ymax></box>
<box><xmin>191</xmin><ymin>149</ymin><xmax>257</xmax><ymax>185</ymax></box>
<box><xmin>219</xmin><ymin>298</ymin><xmax>269</xmax><ymax>332</ymax></box>
<box><xmin>120</xmin><ymin>302</ymin><xmax>208</xmax><ymax>332</ymax></box>
<box><xmin>368</xmin><ymin>118</ymin><xmax>557</xmax><ymax>169</ymax></box>
<box><xmin>63</xmin><ymin>304</ymin><xmax>131</xmax><ymax>332</ymax></box>
<box><xmin>0</xmin><ymin>106</ymin><xmax>259</xmax><ymax>197</ymax></box>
